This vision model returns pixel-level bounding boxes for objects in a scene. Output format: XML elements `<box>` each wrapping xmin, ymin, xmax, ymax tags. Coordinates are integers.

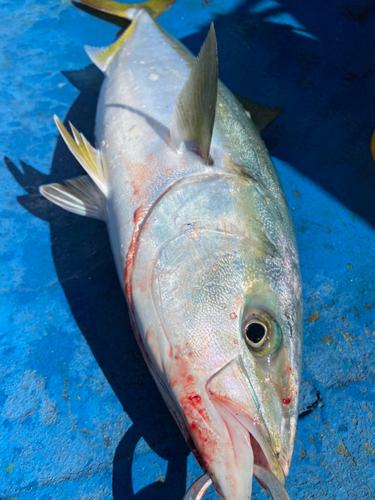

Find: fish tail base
<box><xmin>75</xmin><ymin>0</ymin><xmax>176</xmax><ymax>20</ymax></box>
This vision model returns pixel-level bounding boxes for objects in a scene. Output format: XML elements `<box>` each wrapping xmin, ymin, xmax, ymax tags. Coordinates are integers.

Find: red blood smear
<box><xmin>124</xmin><ymin>205</ymin><xmax>147</xmax><ymax>307</ymax></box>
<box><xmin>123</xmin><ymin>217</ymin><xmax>213</xmax><ymax>470</ymax></box>
<box><xmin>189</xmin><ymin>394</ymin><xmax>202</xmax><ymax>404</ymax></box>
<box><xmin>145</xmin><ymin>326</ymin><xmax>152</xmax><ymax>343</ymax></box>
<box><xmin>282</xmin><ymin>398</ymin><xmax>292</xmax><ymax>405</ymax></box>
<box><xmin>170</xmin><ymin>350</ymin><xmax>216</xmax><ymax>466</ymax></box>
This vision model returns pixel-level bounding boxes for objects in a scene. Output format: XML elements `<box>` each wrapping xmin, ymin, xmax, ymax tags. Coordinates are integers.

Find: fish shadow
<box><xmin>5</xmin><ymin>63</ymin><xmax>189</xmax><ymax>500</ymax></box>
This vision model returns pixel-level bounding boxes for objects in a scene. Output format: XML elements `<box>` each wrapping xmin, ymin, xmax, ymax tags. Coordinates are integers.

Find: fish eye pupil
<box><xmin>245</xmin><ymin>322</ymin><xmax>266</xmax><ymax>344</ymax></box>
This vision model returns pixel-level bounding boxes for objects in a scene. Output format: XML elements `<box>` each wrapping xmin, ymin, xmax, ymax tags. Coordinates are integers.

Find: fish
<box><xmin>39</xmin><ymin>1</ymin><xmax>303</xmax><ymax>498</ymax></box>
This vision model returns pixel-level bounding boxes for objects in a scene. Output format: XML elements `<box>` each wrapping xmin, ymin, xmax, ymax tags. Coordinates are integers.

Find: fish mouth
<box><xmin>206</xmin><ymin>355</ymin><xmax>286</xmax><ymax>496</ymax></box>
<box><xmin>210</xmin><ymin>392</ymin><xmax>285</xmax><ymax>484</ymax></box>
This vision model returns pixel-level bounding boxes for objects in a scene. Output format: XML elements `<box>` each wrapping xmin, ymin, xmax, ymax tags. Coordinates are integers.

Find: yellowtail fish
<box><xmin>39</xmin><ymin>1</ymin><xmax>302</xmax><ymax>498</ymax></box>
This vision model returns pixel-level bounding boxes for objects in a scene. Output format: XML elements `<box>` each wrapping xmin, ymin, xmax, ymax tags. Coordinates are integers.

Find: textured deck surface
<box><xmin>1</xmin><ymin>0</ymin><xmax>375</xmax><ymax>499</ymax></box>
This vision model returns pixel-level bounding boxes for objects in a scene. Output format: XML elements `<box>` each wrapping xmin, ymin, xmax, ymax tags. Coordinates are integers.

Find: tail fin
<box><xmin>75</xmin><ymin>0</ymin><xmax>176</xmax><ymax>20</ymax></box>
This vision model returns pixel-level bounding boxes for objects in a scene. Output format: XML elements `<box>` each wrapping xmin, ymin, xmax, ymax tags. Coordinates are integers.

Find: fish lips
<box><xmin>205</xmin><ymin>355</ymin><xmax>289</xmax><ymax>488</ymax></box>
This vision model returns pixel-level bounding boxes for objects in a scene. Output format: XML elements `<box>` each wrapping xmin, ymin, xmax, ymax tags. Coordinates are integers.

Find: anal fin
<box><xmin>84</xmin><ymin>20</ymin><xmax>137</xmax><ymax>72</ymax></box>
<box><xmin>39</xmin><ymin>175</ymin><xmax>106</xmax><ymax>220</ymax></box>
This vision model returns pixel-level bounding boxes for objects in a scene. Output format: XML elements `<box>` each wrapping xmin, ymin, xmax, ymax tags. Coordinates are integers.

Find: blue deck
<box><xmin>1</xmin><ymin>0</ymin><xmax>375</xmax><ymax>499</ymax></box>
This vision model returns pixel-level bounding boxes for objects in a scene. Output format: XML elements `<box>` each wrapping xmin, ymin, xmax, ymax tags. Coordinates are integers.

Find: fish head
<box><xmin>204</xmin><ymin>275</ymin><xmax>303</xmax><ymax>493</ymax></box>
<box><xmin>134</xmin><ymin>176</ymin><xmax>302</xmax><ymax>500</ymax></box>
<box><xmin>154</xmin><ymin>237</ymin><xmax>301</xmax><ymax>498</ymax></box>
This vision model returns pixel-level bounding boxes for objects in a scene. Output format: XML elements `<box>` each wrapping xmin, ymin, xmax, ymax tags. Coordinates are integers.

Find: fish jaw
<box><xmin>207</xmin><ymin>400</ymin><xmax>255</xmax><ymax>500</ymax></box>
<box><xmin>168</xmin><ymin>353</ymin><xmax>291</xmax><ymax>500</ymax></box>
<box><xmin>168</xmin><ymin>351</ymin><xmax>255</xmax><ymax>500</ymax></box>
<box><xmin>206</xmin><ymin>356</ymin><xmax>287</xmax><ymax>486</ymax></box>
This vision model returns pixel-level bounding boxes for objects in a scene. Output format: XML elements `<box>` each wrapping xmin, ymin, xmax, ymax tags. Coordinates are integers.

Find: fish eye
<box><xmin>244</xmin><ymin>321</ymin><xmax>267</xmax><ymax>347</ymax></box>
<box><xmin>243</xmin><ymin>310</ymin><xmax>281</xmax><ymax>357</ymax></box>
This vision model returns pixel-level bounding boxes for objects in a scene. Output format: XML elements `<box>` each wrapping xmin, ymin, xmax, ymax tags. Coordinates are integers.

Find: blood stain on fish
<box><xmin>169</xmin><ymin>346</ymin><xmax>217</xmax><ymax>464</ymax></box>
<box><xmin>124</xmin><ymin>205</ymin><xmax>147</xmax><ymax>306</ymax></box>
<box><xmin>146</xmin><ymin>326</ymin><xmax>153</xmax><ymax>343</ymax></box>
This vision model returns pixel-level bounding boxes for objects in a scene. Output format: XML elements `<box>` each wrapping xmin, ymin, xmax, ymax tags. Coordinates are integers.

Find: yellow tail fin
<box><xmin>76</xmin><ymin>0</ymin><xmax>176</xmax><ymax>20</ymax></box>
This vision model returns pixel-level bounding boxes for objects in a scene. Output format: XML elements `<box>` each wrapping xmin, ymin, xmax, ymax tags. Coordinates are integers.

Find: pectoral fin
<box><xmin>39</xmin><ymin>175</ymin><xmax>106</xmax><ymax>220</ymax></box>
<box><xmin>170</xmin><ymin>23</ymin><xmax>218</xmax><ymax>164</ymax></box>
<box><xmin>234</xmin><ymin>93</ymin><xmax>282</xmax><ymax>132</ymax></box>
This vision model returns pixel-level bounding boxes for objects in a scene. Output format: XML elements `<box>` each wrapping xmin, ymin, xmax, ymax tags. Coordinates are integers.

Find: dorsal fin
<box><xmin>170</xmin><ymin>23</ymin><xmax>218</xmax><ymax>164</ymax></box>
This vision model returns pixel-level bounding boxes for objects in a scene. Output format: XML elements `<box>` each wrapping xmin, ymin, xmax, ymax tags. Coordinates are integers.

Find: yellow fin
<box><xmin>76</xmin><ymin>0</ymin><xmax>176</xmax><ymax>20</ymax></box>
<box><xmin>84</xmin><ymin>19</ymin><xmax>137</xmax><ymax>72</ymax></box>
<box><xmin>54</xmin><ymin>116</ymin><xmax>106</xmax><ymax>194</ymax></box>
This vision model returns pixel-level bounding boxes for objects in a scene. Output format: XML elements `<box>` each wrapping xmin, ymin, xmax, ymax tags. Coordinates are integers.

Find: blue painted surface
<box><xmin>1</xmin><ymin>0</ymin><xmax>375</xmax><ymax>499</ymax></box>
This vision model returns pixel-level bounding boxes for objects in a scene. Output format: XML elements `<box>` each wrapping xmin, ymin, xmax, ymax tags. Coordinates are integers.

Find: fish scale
<box><xmin>39</xmin><ymin>1</ymin><xmax>302</xmax><ymax>499</ymax></box>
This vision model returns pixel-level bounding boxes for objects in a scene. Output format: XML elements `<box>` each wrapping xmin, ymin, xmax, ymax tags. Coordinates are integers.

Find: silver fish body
<box><xmin>41</xmin><ymin>6</ymin><xmax>302</xmax><ymax>500</ymax></box>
